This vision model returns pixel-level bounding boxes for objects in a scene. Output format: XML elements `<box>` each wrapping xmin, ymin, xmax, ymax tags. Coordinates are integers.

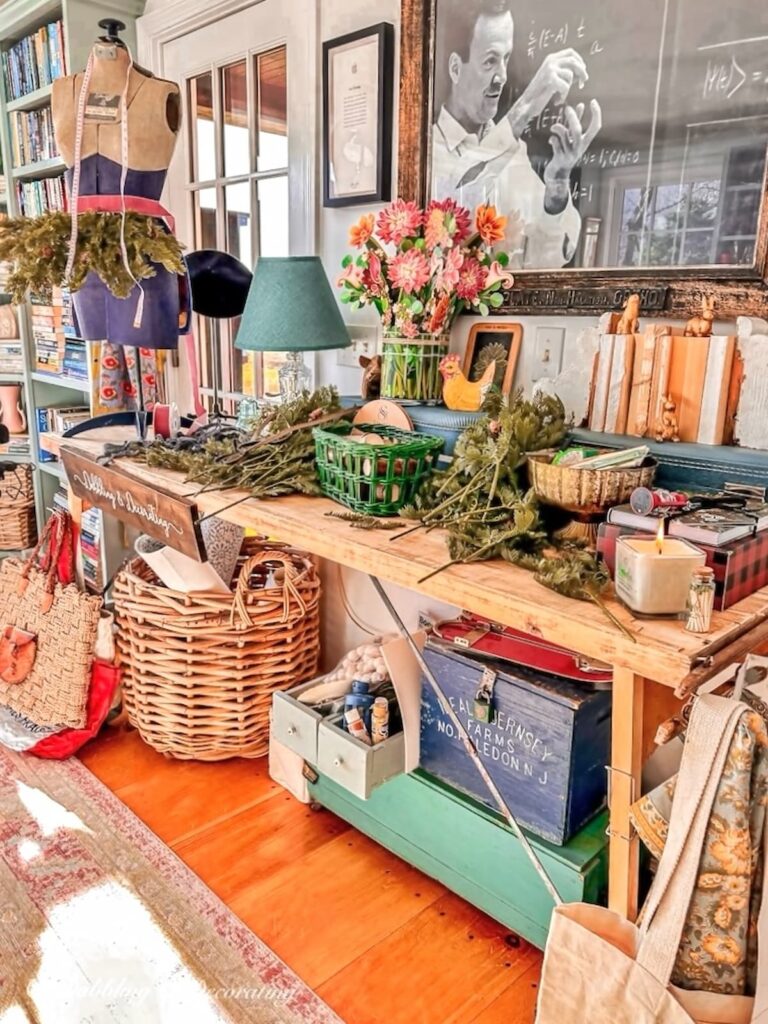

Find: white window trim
<box><xmin>137</xmin><ymin>0</ymin><xmax>318</xmax><ymax>258</ymax></box>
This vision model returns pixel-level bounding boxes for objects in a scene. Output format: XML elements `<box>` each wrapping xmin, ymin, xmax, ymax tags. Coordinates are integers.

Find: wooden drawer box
<box><xmin>419</xmin><ymin>641</ymin><xmax>612</xmax><ymax>845</ymax></box>
<box><xmin>308</xmin><ymin>769</ymin><xmax>608</xmax><ymax>949</ymax></box>
<box><xmin>317</xmin><ymin>716</ymin><xmax>405</xmax><ymax>800</ymax></box>
<box><xmin>272</xmin><ymin>678</ymin><xmax>326</xmax><ymax>764</ymax></box>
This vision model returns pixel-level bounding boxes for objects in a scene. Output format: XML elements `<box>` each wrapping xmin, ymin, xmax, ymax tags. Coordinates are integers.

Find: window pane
<box><xmin>223</xmin><ymin>61</ymin><xmax>249</xmax><ymax>178</ymax></box>
<box><xmin>681</xmin><ymin>231</ymin><xmax>714</xmax><ymax>265</ymax></box>
<box><xmin>189</xmin><ymin>72</ymin><xmax>215</xmax><ymax>182</ymax></box>
<box><xmin>262</xmin><ymin>353</ymin><xmax>288</xmax><ymax>398</ymax></box>
<box><xmin>193</xmin><ymin>187</ymin><xmax>218</xmax><ymax>249</ymax></box>
<box><xmin>257</xmin><ymin>176</ymin><xmax>288</xmax><ymax>256</ymax></box>
<box><xmin>225</xmin><ymin>182</ymin><xmax>252</xmax><ymax>269</ymax></box>
<box><xmin>256</xmin><ymin>47</ymin><xmax>287</xmax><ymax>172</ymax></box>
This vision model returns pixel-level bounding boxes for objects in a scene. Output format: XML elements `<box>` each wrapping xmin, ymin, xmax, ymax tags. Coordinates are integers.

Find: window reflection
<box><xmin>189</xmin><ymin>72</ymin><xmax>215</xmax><ymax>182</ymax></box>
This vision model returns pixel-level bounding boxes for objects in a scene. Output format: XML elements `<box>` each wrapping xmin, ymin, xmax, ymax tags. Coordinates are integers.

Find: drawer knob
<box><xmin>287</xmin><ymin>726</ymin><xmax>297</xmax><ymax>736</ymax></box>
<box><xmin>334</xmin><ymin>757</ymin><xmax>344</xmax><ymax>767</ymax></box>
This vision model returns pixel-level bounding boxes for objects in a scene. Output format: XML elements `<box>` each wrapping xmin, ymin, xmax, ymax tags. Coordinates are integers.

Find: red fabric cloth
<box><xmin>28</xmin><ymin>660</ymin><xmax>120</xmax><ymax>759</ymax></box>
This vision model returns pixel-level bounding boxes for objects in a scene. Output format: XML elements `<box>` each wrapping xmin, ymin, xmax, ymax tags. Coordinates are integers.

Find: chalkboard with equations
<box><xmin>429</xmin><ymin>0</ymin><xmax>768</xmax><ymax>273</ymax></box>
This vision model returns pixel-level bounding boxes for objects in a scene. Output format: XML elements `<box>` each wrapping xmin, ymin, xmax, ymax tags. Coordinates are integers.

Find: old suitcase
<box><xmin>419</xmin><ymin>638</ymin><xmax>612</xmax><ymax>845</ymax></box>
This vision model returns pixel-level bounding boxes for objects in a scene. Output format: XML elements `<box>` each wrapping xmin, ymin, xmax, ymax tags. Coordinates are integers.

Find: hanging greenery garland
<box><xmin>0</xmin><ymin>211</ymin><xmax>186</xmax><ymax>302</ymax></box>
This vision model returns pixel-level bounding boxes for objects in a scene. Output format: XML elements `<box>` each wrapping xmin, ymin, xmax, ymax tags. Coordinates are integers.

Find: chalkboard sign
<box><xmin>426</xmin><ymin>0</ymin><xmax>768</xmax><ymax>274</ymax></box>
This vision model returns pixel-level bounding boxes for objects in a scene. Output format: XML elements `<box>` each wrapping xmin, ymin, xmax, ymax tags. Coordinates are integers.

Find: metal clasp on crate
<box><xmin>473</xmin><ymin>666</ymin><xmax>497</xmax><ymax>723</ymax></box>
<box><xmin>604</xmin><ymin>765</ymin><xmax>637</xmax><ymax>842</ymax></box>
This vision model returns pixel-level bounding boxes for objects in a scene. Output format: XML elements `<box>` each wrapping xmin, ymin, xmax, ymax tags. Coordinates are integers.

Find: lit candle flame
<box><xmin>656</xmin><ymin>519</ymin><xmax>665</xmax><ymax>555</ymax></box>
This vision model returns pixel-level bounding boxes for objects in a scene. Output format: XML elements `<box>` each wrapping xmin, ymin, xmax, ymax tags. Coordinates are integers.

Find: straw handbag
<box><xmin>535</xmin><ymin>694</ymin><xmax>768</xmax><ymax>1024</ymax></box>
<box><xmin>0</xmin><ymin>511</ymin><xmax>102</xmax><ymax>728</ymax></box>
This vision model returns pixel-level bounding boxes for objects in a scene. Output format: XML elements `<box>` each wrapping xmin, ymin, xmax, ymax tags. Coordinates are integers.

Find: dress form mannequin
<box><xmin>51</xmin><ymin>36</ymin><xmax>183</xmax><ymax>350</ymax></box>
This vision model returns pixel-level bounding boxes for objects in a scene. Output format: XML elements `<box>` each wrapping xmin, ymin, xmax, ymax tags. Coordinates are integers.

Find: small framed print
<box><xmin>322</xmin><ymin>22</ymin><xmax>394</xmax><ymax>208</ymax></box>
<box><xmin>462</xmin><ymin>323</ymin><xmax>523</xmax><ymax>398</ymax></box>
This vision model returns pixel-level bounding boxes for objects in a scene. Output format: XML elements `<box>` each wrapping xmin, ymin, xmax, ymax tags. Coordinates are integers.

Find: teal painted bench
<box><xmin>309</xmin><ymin>768</ymin><xmax>608</xmax><ymax>950</ymax></box>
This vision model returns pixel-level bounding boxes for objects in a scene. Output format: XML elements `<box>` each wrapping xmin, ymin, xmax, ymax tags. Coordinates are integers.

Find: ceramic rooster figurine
<box><xmin>439</xmin><ymin>354</ymin><xmax>496</xmax><ymax>411</ymax></box>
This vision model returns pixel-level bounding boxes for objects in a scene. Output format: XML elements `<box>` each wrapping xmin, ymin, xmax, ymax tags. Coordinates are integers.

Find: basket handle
<box><xmin>17</xmin><ymin>509</ymin><xmax>75</xmax><ymax>613</ymax></box>
<box><xmin>231</xmin><ymin>550</ymin><xmax>309</xmax><ymax>627</ymax></box>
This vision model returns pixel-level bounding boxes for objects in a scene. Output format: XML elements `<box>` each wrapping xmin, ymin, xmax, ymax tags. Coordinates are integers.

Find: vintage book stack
<box><xmin>36</xmin><ymin>404</ymin><xmax>89</xmax><ymax>463</ymax></box>
<box><xmin>2</xmin><ymin>19</ymin><xmax>66</xmax><ymax>100</ymax></box>
<box><xmin>598</xmin><ymin>498</ymin><xmax>768</xmax><ymax>610</ymax></box>
<box><xmin>10</xmin><ymin>104</ymin><xmax>57</xmax><ymax>167</ymax></box>
<box><xmin>32</xmin><ymin>287</ymin><xmax>75</xmax><ymax>373</ymax></box>
<box><xmin>589</xmin><ymin>325</ymin><xmax>739</xmax><ymax>446</ymax></box>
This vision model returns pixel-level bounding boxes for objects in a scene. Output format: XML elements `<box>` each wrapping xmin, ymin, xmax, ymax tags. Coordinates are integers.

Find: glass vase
<box><xmin>381</xmin><ymin>334</ymin><xmax>449</xmax><ymax>404</ymax></box>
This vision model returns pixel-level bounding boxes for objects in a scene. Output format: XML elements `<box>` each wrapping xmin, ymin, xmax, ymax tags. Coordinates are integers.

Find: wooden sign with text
<box><xmin>61</xmin><ymin>447</ymin><xmax>206</xmax><ymax>562</ymax></box>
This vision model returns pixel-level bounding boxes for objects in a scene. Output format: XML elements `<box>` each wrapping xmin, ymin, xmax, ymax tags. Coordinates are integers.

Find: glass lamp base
<box><xmin>278</xmin><ymin>351</ymin><xmax>311</xmax><ymax>400</ymax></box>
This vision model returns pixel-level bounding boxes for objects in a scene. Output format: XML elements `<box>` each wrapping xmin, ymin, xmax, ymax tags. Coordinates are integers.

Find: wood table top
<box><xmin>42</xmin><ymin>429</ymin><xmax>768</xmax><ymax>692</ymax></box>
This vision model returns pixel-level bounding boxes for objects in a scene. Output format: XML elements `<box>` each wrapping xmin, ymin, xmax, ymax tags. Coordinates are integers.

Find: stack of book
<box><xmin>598</xmin><ymin>499</ymin><xmax>768</xmax><ymax>609</ymax></box>
<box><xmin>80</xmin><ymin>505</ymin><xmax>104</xmax><ymax>592</ymax></box>
<box><xmin>0</xmin><ymin>436</ymin><xmax>30</xmax><ymax>456</ymax></box>
<box><xmin>15</xmin><ymin>175</ymin><xmax>65</xmax><ymax>216</ymax></box>
<box><xmin>31</xmin><ymin>287</ymin><xmax>75</xmax><ymax>373</ymax></box>
<box><xmin>588</xmin><ymin>327</ymin><xmax>739</xmax><ymax>446</ymax></box>
<box><xmin>10</xmin><ymin>106</ymin><xmax>57</xmax><ymax>167</ymax></box>
<box><xmin>62</xmin><ymin>337</ymin><xmax>87</xmax><ymax>381</ymax></box>
<box><xmin>2</xmin><ymin>20</ymin><xmax>66</xmax><ymax>100</ymax></box>
<box><xmin>0</xmin><ymin>340</ymin><xmax>23</xmax><ymax>374</ymax></box>
<box><xmin>36</xmin><ymin>403</ymin><xmax>90</xmax><ymax>461</ymax></box>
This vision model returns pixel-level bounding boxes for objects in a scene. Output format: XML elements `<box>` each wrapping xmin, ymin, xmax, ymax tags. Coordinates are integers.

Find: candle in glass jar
<box><xmin>615</xmin><ymin>523</ymin><xmax>706</xmax><ymax>616</ymax></box>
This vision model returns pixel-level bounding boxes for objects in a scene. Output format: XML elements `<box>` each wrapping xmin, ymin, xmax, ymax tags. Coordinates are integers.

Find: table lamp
<box><xmin>235</xmin><ymin>256</ymin><xmax>351</xmax><ymax>400</ymax></box>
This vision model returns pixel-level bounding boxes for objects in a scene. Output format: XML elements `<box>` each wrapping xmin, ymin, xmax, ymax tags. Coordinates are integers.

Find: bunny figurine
<box><xmin>684</xmin><ymin>296</ymin><xmax>715</xmax><ymax>337</ymax></box>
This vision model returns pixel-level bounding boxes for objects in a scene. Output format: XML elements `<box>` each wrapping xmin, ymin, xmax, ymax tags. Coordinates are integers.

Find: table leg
<box><xmin>608</xmin><ymin>667</ymin><xmax>644</xmax><ymax>921</ymax></box>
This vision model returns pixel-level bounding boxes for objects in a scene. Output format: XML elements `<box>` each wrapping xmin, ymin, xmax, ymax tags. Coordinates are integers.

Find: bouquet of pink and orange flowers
<box><xmin>337</xmin><ymin>198</ymin><xmax>513</xmax><ymax>339</ymax></box>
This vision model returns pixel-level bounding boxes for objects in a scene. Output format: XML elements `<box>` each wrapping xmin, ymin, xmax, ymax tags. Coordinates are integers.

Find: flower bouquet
<box><xmin>337</xmin><ymin>199</ymin><xmax>513</xmax><ymax>403</ymax></box>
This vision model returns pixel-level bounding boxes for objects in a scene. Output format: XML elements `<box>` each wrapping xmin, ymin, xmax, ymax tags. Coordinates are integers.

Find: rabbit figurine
<box><xmin>684</xmin><ymin>296</ymin><xmax>715</xmax><ymax>337</ymax></box>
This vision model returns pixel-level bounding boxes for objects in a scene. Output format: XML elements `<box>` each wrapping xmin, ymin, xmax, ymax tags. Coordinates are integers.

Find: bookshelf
<box><xmin>0</xmin><ymin>0</ymin><xmax>144</xmax><ymax>534</ymax></box>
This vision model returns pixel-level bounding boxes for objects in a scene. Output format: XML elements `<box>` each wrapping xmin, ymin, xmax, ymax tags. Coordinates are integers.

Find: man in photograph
<box><xmin>431</xmin><ymin>0</ymin><xmax>602</xmax><ymax>268</ymax></box>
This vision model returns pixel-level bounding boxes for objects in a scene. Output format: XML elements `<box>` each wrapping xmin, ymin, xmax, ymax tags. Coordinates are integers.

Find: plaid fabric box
<box><xmin>597</xmin><ymin>522</ymin><xmax>768</xmax><ymax>611</ymax></box>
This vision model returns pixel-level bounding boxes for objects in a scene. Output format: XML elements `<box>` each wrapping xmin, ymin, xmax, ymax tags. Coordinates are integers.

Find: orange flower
<box><xmin>710</xmin><ymin>827</ymin><xmax>751</xmax><ymax>875</ymax></box>
<box><xmin>475</xmin><ymin>205</ymin><xmax>507</xmax><ymax>246</ymax></box>
<box><xmin>348</xmin><ymin>213</ymin><xmax>375</xmax><ymax>248</ymax></box>
<box><xmin>702</xmin><ymin>934</ymin><xmax>743</xmax><ymax>967</ymax></box>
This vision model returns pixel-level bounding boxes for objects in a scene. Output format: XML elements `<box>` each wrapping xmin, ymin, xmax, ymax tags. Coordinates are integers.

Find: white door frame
<box><xmin>136</xmin><ymin>0</ymin><xmax>319</xmax><ymax>258</ymax></box>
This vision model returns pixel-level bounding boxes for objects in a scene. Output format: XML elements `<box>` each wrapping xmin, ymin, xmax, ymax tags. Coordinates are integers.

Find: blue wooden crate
<box><xmin>419</xmin><ymin>640</ymin><xmax>612</xmax><ymax>845</ymax></box>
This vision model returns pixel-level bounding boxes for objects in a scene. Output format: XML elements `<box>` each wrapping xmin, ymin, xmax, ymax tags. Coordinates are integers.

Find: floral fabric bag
<box><xmin>535</xmin><ymin>694</ymin><xmax>768</xmax><ymax>1024</ymax></box>
<box><xmin>631</xmin><ymin>661</ymin><xmax>768</xmax><ymax>998</ymax></box>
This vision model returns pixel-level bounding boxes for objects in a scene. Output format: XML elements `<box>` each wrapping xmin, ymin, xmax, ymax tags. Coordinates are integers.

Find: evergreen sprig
<box><xmin>0</xmin><ymin>211</ymin><xmax>185</xmax><ymax>302</ymax></box>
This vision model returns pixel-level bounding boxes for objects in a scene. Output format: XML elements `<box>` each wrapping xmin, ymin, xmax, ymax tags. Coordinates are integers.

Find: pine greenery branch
<box><xmin>0</xmin><ymin>211</ymin><xmax>185</xmax><ymax>302</ymax></box>
<box><xmin>325</xmin><ymin>511</ymin><xmax>402</xmax><ymax>530</ymax></box>
<box><xmin>120</xmin><ymin>387</ymin><xmax>342</xmax><ymax>500</ymax></box>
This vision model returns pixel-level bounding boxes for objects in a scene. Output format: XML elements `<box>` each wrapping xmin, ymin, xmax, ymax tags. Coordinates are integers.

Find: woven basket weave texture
<box><xmin>114</xmin><ymin>541</ymin><xmax>321</xmax><ymax>761</ymax></box>
<box><xmin>0</xmin><ymin>463</ymin><xmax>36</xmax><ymax>550</ymax></box>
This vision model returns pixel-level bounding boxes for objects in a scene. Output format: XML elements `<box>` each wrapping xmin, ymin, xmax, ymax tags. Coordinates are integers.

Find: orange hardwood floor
<box><xmin>80</xmin><ymin>726</ymin><xmax>543</xmax><ymax>1024</ymax></box>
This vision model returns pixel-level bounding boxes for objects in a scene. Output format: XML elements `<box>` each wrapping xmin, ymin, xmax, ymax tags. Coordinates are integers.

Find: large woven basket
<box><xmin>0</xmin><ymin>462</ymin><xmax>36</xmax><ymax>550</ymax></box>
<box><xmin>113</xmin><ymin>540</ymin><xmax>321</xmax><ymax>761</ymax></box>
<box><xmin>528</xmin><ymin>451</ymin><xmax>657</xmax><ymax>513</ymax></box>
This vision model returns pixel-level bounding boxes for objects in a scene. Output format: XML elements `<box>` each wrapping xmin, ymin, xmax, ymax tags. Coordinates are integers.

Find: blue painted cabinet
<box><xmin>419</xmin><ymin>640</ymin><xmax>612</xmax><ymax>844</ymax></box>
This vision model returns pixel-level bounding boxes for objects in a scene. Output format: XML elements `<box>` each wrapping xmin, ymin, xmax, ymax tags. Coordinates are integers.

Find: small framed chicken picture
<box><xmin>462</xmin><ymin>323</ymin><xmax>523</xmax><ymax>399</ymax></box>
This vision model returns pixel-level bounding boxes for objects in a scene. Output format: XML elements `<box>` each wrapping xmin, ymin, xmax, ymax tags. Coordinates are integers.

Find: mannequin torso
<box><xmin>52</xmin><ymin>42</ymin><xmax>180</xmax><ymax>178</ymax></box>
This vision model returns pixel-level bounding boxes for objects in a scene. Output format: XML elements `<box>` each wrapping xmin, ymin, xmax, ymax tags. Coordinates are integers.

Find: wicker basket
<box><xmin>113</xmin><ymin>540</ymin><xmax>321</xmax><ymax>761</ymax></box>
<box><xmin>528</xmin><ymin>451</ymin><xmax>657</xmax><ymax>513</ymax></box>
<box><xmin>314</xmin><ymin>421</ymin><xmax>443</xmax><ymax>516</ymax></box>
<box><xmin>0</xmin><ymin>462</ymin><xmax>36</xmax><ymax>550</ymax></box>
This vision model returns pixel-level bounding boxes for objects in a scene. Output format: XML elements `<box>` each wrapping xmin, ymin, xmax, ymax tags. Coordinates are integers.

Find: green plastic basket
<box><xmin>313</xmin><ymin>422</ymin><xmax>444</xmax><ymax>516</ymax></box>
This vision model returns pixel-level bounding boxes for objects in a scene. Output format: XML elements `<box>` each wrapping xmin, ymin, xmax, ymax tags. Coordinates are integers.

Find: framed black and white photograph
<box><xmin>399</xmin><ymin>0</ymin><xmax>768</xmax><ymax>316</ymax></box>
<box><xmin>462</xmin><ymin>322</ymin><xmax>522</xmax><ymax>397</ymax></box>
<box><xmin>322</xmin><ymin>22</ymin><xmax>394</xmax><ymax>207</ymax></box>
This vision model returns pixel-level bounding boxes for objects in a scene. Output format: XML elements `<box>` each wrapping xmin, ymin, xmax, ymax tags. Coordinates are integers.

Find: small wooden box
<box><xmin>419</xmin><ymin>641</ymin><xmax>612</xmax><ymax>845</ymax></box>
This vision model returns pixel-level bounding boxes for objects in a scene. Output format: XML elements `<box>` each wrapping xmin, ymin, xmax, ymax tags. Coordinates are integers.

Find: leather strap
<box><xmin>75</xmin><ymin>194</ymin><xmax>176</xmax><ymax>233</ymax></box>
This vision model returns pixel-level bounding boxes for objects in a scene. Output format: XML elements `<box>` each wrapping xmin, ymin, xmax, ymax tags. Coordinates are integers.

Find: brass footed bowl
<box><xmin>527</xmin><ymin>451</ymin><xmax>657</xmax><ymax>516</ymax></box>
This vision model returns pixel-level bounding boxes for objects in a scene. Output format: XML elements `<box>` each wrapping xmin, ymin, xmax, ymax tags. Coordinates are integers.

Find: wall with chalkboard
<box><xmin>432</xmin><ymin>0</ymin><xmax>768</xmax><ymax>272</ymax></box>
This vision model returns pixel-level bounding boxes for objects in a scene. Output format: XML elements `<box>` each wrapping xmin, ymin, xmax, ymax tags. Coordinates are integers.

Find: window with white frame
<box><xmin>187</xmin><ymin>46</ymin><xmax>289</xmax><ymax>401</ymax></box>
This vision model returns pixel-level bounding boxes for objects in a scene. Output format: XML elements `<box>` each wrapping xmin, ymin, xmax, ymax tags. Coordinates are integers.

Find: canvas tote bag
<box><xmin>535</xmin><ymin>694</ymin><xmax>768</xmax><ymax>1024</ymax></box>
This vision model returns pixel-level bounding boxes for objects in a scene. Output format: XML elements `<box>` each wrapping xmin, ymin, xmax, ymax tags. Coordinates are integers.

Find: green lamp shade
<box><xmin>235</xmin><ymin>256</ymin><xmax>351</xmax><ymax>352</ymax></box>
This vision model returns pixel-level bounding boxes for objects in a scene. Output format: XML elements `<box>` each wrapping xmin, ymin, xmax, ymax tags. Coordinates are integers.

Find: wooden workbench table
<box><xmin>43</xmin><ymin>429</ymin><xmax>768</xmax><ymax>921</ymax></box>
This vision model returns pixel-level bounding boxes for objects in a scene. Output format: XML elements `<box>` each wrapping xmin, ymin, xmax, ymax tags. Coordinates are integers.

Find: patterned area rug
<box><xmin>0</xmin><ymin>746</ymin><xmax>341</xmax><ymax>1023</ymax></box>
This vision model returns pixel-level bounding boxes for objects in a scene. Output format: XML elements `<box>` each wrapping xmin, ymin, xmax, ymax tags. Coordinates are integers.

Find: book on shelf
<box><xmin>2</xmin><ymin>20</ymin><xmax>67</xmax><ymax>102</ymax></box>
<box><xmin>10</xmin><ymin>105</ymin><xmax>57</xmax><ymax>167</ymax></box>
<box><xmin>36</xmin><ymin>404</ymin><xmax>90</xmax><ymax>460</ymax></box>
<box><xmin>15</xmin><ymin>175</ymin><xmax>65</xmax><ymax>216</ymax></box>
<box><xmin>0</xmin><ymin>340</ymin><xmax>24</xmax><ymax>374</ymax></box>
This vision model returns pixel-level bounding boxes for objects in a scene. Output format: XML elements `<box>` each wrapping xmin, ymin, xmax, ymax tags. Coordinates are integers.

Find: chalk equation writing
<box><xmin>703</xmin><ymin>55</ymin><xmax>768</xmax><ymax>101</ymax></box>
<box><xmin>527</xmin><ymin>18</ymin><xmax>587</xmax><ymax>60</ymax></box>
<box><xmin>73</xmin><ymin>469</ymin><xmax>183</xmax><ymax>540</ymax></box>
